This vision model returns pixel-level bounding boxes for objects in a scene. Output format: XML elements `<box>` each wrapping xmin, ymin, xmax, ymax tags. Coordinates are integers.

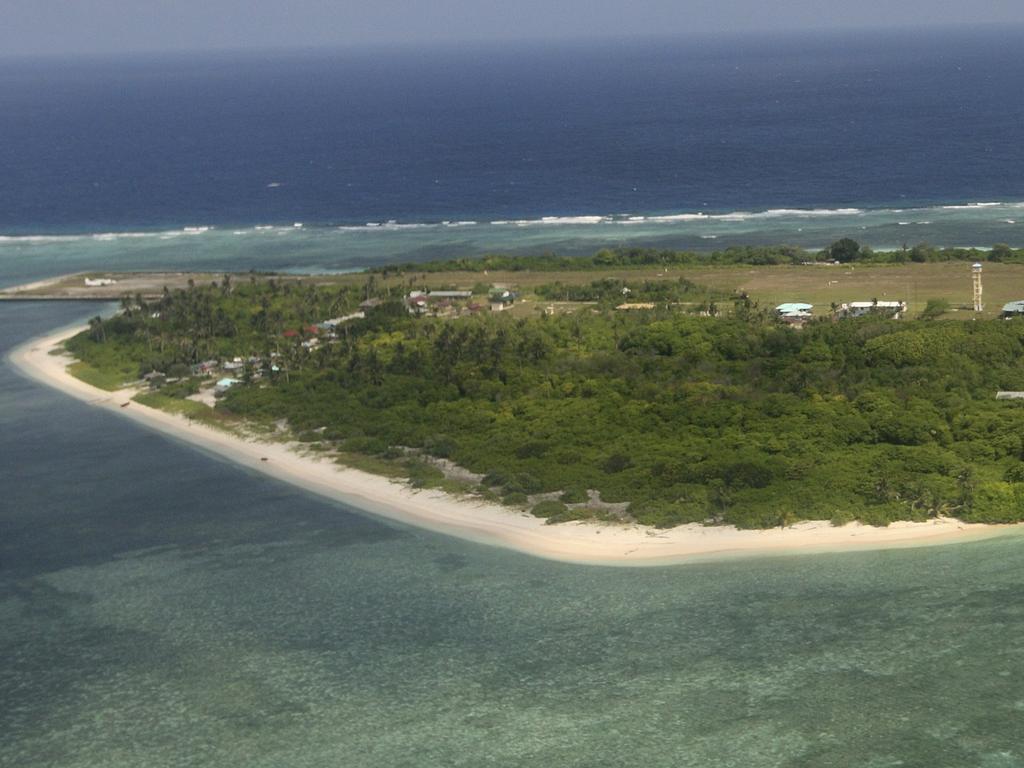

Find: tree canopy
<box><xmin>66</xmin><ymin>269</ymin><xmax>1024</xmax><ymax>530</ymax></box>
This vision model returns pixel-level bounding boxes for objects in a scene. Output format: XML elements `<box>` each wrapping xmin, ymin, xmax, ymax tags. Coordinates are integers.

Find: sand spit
<box><xmin>9</xmin><ymin>324</ymin><xmax>1020</xmax><ymax>566</ymax></box>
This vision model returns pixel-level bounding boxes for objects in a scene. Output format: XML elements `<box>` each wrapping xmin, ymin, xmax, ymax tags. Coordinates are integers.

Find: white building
<box><xmin>836</xmin><ymin>301</ymin><xmax>907</xmax><ymax>319</ymax></box>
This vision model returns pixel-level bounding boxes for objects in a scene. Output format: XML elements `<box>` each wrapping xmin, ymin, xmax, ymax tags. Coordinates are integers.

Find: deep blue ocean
<box><xmin>5</xmin><ymin>29</ymin><xmax>1024</xmax><ymax>766</ymax></box>
<box><xmin>5</xmin><ymin>26</ymin><xmax>1024</xmax><ymax>231</ymax></box>
<box><xmin>2</xmin><ymin>27</ymin><xmax>1024</xmax><ymax>286</ymax></box>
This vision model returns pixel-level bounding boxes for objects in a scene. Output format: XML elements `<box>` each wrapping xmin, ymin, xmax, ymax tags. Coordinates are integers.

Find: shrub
<box><xmin>964</xmin><ymin>483</ymin><xmax>1024</xmax><ymax>523</ymax></box>
<box><xmin>830</xmin><ymin>509</ymin><xmax>856</xmax><ymax>527</ymax></box>
<box><xmin>531</xmin><ymin>500</ymin><xmax>569</xmax><ymax>519</ymax></box>
<box><xmin>559</xmin><ymin>486</ymin><xmax>589</xmax><ymax>504</ymax></box>
<box><xmin>502</xmin><ymin>473</ymin><xmax>544</xmax><ymax>495</ymax></box>
<box><xmin>515</xmin><ymin>441</ymin><xmax>549</xmax><ymax>459</ymax></box>
<box><xmin>405</xmin><ymin>460</ymin><xmax>446</xmax><ymax>489</ymax></box>
<box><xmin>161</xmin><ymin>377</ymin><xmax>200</xmax><ymax>398</ymax></box>
<box><xmin>628</xmin><ymin>499</ymin><xmax>708</xmax><ymax>528</ymax></box>
<box><xmin>545</xmin><ymin>507</ymin><xmax>597</xmax><ymax>525</ymax></box>
<box><xmin>344</xmin><ymin>436</ymin><xmax>390</xmax><ymax>455</ymax></box>
<box><xmin>424</xmin><ymin>435</ymin><xmax>457</xmax><ymax>458</ymax></box>
<box><xmin>475</xmin><ymin>486</ymin><xmax>501</xmax><ymax>503</ymax></box>
<box><xmin>919</xmin><ymin>298</ymin><xmax>950</xmax><ymax>321</ymax></box>
<box><xmin>167</xmin><ymin>362</ymin><xmax>192</xmax><ymax>378</ymax></box>
<box><xmin>482</xmin><ymin>470</ymin><xmax>512</xmax><ymax>487</ymax></box>
<box><xmin>603</xmin><ymin>454</ymin><xmax>633</xmax><ymax>474</ymax></box>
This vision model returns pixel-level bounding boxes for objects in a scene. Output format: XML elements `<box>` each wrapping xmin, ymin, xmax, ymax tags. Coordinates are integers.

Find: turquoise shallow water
<box><xmin>3</xmin><ymin>201</ymin><xmax>1024</xmax><ymax>289</ymax></box>
<box><xmin>3</xmin><ymin>304</ymin><xmax>1024</xmax><ymax>766</ymax></box>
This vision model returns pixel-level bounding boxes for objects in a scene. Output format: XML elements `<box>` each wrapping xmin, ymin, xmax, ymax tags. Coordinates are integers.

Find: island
<box><xmin>10</xmin><ymin>241</ymin><xmax>1024</xmax><ymax>563</ymax></box>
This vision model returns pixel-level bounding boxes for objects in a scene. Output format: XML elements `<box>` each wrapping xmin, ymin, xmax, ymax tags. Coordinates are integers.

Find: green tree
<box><xmin>918</xmin><ymin>298</ymin><xmax>950</xmax><ymax>321</ymax></box>
<box><xmin>827</xmin><ymin>238</ymin><xmax>862</xmax><ymax>263</ymax></box>
<box><xmin>990</xmin><ymin>243</ymin><xmax>1014</xmax><ymax>262</ymax></box>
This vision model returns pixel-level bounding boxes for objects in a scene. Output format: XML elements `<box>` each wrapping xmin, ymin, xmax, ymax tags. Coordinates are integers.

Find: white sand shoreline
<box><xmin>9</xmin><ymin>323</ymin><xmax>1022</xmax><ymax>566</ymax></box>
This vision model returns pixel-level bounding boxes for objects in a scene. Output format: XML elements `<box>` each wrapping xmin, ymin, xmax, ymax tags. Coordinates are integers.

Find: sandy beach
<box><xmin>9</xmin><ymin>323</ymin><xmax>1021</xmax><ymax>566</ymax></box>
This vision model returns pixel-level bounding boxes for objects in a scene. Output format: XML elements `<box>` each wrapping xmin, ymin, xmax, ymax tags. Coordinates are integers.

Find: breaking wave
<box><xmin>2</xmin><ymin>201</ymin><xmax>1024</xmax><ymax>245</ymax></box>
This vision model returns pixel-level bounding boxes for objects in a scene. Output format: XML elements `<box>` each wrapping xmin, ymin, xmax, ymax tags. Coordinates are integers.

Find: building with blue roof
<box><xmin>214</xmin><ymin>378</ymin><xmax>241</xmax><ymax>395</ymax></box>
<box><xmin>776</xmin><ymin>302</ymin><xmax>812</xmax><ymax>316</ymax></box>
<box><xmin>775</xmin><ymin>302</ymin><xmax>813</xmax><ymax>326</ymax></box>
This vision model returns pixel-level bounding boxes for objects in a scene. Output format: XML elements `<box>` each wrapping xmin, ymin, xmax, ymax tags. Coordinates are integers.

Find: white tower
<box><xmin>972</xmin><ymin>263</ymin><xmax>984</xmax><ymax>313</ymax></box>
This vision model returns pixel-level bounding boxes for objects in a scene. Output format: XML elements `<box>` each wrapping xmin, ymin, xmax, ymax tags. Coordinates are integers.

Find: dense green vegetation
<box><xmin>66</xmin><ymin>269</ymin><xmax>1024</xmax><ymax>530</ymax></box>
<box><xmin>384</xmin><ymin>241</ymin><xmax>1024</xmax><ymax>273</ymax></box>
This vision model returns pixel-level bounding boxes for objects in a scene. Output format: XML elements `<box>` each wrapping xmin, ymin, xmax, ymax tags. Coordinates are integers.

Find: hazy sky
<box><xmin>5</xmin><ymin>0</ymin><xmax>1024</xmax><ymax>56</ymax></box>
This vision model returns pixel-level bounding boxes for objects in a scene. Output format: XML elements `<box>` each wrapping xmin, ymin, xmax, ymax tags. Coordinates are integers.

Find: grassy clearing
<box><xmin>311</xmin><ymin>261</ymin><xmax>1024</xmax><ymax>320</ymax></box>
<box><xmin>346</xmin><ymin>262</ymin><xmax>1024</xmax><ymax>320</ymax></box>
<box><xmin>132</xmin><ymin>392</ymin><xmax>236</xmax><ymax>431</ymax></box>
<box><xmin>333</xmin><ymin>451</ymin><xmax>408</xmax><ymax>479</ymax></box>
<box><xmin>67</xmin><ymin>361</ymin><xmax>130</xmax><ymax>391</ymax></box>
<box><xmin>25</xmin><ymin>261</ymin><xmax>1023</xmax><ymax>321</ymax></box>
<box><xmin>436</xmin><ymin>478</ymin><xmax>478</xmax><ymax>496</ymax></box>
<box><xmin>681</xmin><ymin>262</ymin><xmax>1024</xmax><ymax>319</ymax></box>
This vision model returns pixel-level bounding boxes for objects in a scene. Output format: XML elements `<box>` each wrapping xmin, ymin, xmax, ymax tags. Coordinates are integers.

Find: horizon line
<box><xmin>1</xmin><ymin>21</ymin><xmax>1021</xmax><ymax>63</ymax></box>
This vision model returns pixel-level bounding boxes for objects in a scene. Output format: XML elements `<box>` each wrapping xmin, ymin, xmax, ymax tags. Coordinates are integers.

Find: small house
<box><xmin>836</xmin><ymin>301</ymin><xmax>907</xmax><ymax>319</ymax></box>
<box><xmin>214</xmin><ymin>378</ymin><xmax>241</xmax><ymax>395</ymax></box>
<box><xmin>490</xmin><ymin>290</ymin><xmax>517</xmax><ymax>312</ymax></box>
<box><xmin>775</xmin><ymin>303</ymin><xmax>813</xmax><ymax>317</ymax></box>
<box><xmin>407</xmin><ymin>295</ymin><xmax>429</xmax><ymax>315</ymax></box>
<box><xmin>319</xmin><ymin>312</ymin><xmax>365</xmax><ymax>329</ymax></box>
<box><xmin>427</xmin><ymin>290</ymin><xmax>473</xmax><ymax>300</ymax></box>
<box><xmin>776</xmin><ymin>303</ymin><xmax>813</xmax><ymax>327</ymax></box>
<box><xmin>1001</xmin><ymin>301</ymin><xmax>1024</xmax><ymax>319</ymax></box>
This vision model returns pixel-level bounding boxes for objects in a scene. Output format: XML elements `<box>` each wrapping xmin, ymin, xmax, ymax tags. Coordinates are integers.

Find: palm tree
<box><xmin>88</xmin><ymin>316</ymin><xmax>106</xmax><ymax>342</ymax></box>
